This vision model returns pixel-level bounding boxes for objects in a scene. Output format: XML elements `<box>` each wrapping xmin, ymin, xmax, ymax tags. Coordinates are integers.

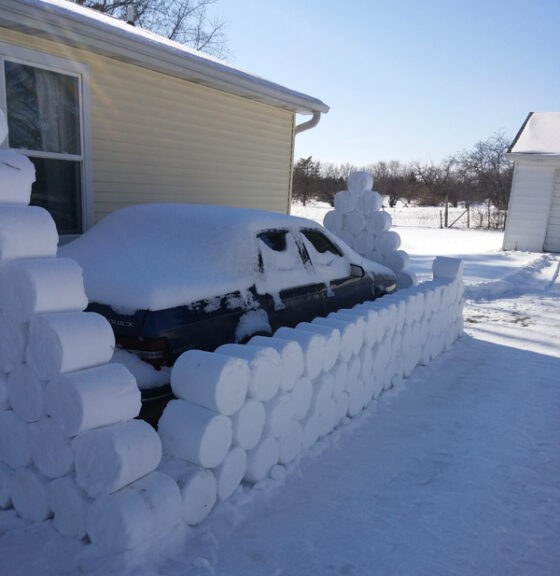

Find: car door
<box><xmin>298</xmin><ymin>228</ymin><xmax>375</xmax><ymax>314</ymax></box>
<box><xmin>255</xmin><ymin>228</ymin><xmax>326</xmax><ymax>330</ymax></box>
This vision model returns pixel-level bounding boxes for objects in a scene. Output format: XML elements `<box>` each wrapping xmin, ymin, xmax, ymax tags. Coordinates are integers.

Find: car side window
<box><xmin>299</xmin><ymin>228</ymin><xmax>350</xmax><ymax>283</ymax></box>
<box><xmin>301</xmin><ymin>229</ymin><xmax>343</xmax><ymax>256</ymax></box>
<box><xmin>257</xmin><ymin>230</ymin><xmax>287</xmax><ymax>252</ymax></box>
<box><xmin>255</xmin><ymin>229</ymin><xmax>316</xmax><ymax>296</ymax></box>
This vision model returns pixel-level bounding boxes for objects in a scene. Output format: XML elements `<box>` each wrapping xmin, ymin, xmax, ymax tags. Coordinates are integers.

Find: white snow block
<box><xmin>158</xmin><ymin>457</ymin><xmax>217</xmax><ymax>525</ymax></box>
<box><xmin>0</xmin><ymin>314</ymin><xmax>28</xmax><ymax>373</ymax></box>
<box><xmin>48</xmin><ymin>475</ymin><xmax>91</xmax><ymax>539</ymax></box>
<box><xmin>310</xmin><ymin>372</ymin><xmax>334</xmax><ymax>417</ymax></box>
<box><xmin>0</xmin><ymin>372</ymin><xmax>9</xmax><ymax>411</ymax></box>
<box><xmin>171</xmin><ymin>349</ymin><xmax>248</xmax><ymax>416</ymax></box>
<box><xmin>264</xmin><ymin>393</ymin><xmax>296</xmax><ymax>438</ymax></box>
<box><xmin>11</xmin><ymin>466</ymin><xmax>52</xmax><ymax>522</ymax></box>
<box><xmin>230</xmin><ymin>398</ymin><xmax>265</xmax><ymax>451</ymax></box>
<box><xmin>6</xmin><ymin>364</ymin><xmax>46</xmax><ymax>422</ymax></box>
<box><xmin>330</xmin><ymin>310</ymin><xmax>366</xmax><ymax>356</ymax></box>
<box><xmin>290</xmin><ymin>377</ymin><xmax>313</xmax><ymax>421</ymax></box>
<box><xmin>333</xmin><ymin>190</ymin><xmax>357</xmax><ymax>214</ymax></box>
<box><xmin>213</xmin><ymin>446</ymin><xmax>247</xmax><ymax>502</ymax></box>
<box><xmin>28</xmin><ymin>417</ymin><xmax>73</xmax><ymax>478</ymax></box>
<box><xmin>0</xmin><ymin>410</ymin><xmax>31</xmax><ymax>468</ymax></box>
<box><xmin>274</xmin><ymin>327</ymin><xmax>326</xmax><ymax>380</ymax></box>
<box><xmin>358</xmin><ymin>190</ymin><xmax>382</xmax><ymax>214</ymax></box>
<box><xmin>295</xmin><ymin>321</ymin><xmax>340</xmax><ymax>371</ymax></box>
<box><xmin>302</xmin><ymin>412</ymin><xmax>320</xmax><ymax>450</ymax></box>
<box><xmin>73</xmin><ymin>419</ymin><xmax>162</xmax><ymax>498</ymax></box>
<box><xmin>0</xmin><ymin>150</ymin><xmax>36</xmax><ymax>204</ymax></box>
<box><xmin>335</xmin><ymin>391</ymin><xmax>350</xmax><ymax>423</ymax></box>
<box><xmin>365</xmin><ymin>248</ymin><xmax>384</xmax><ymax>264</ymax></box>
<box><xmin>0</xmin><ymin>206</ymin><xmax>58</xmax><ymax>262</ymax></box>
<box><xmin>332</xmin><ymin>360</ymin><xmax>349</xmax><ymax>401</ymax></box>
<box><xmin>397</xmin><ymin>270</ymin><xmax>417</xmax><ymax>290</ymax></box>
<box><xmin>360</xmin><ymin>346</ymin><xmax>374</xmax><ymax>388</ymax></box>
<box><xmin>353</xmin><ymin>230</ymin><xmax>375</xmax><ymax>255</ymax></box>
<box><xmin>343</xmin><ymin>211</ymin><xmax>366</xmax><ymax>235</ymax></box>
<box><xmin>347</xmin><ymin>171</ymin><xmax>373</xmax><ymax>194</ymax></box>
<box><xmin>318</xmin><ymin>400</ymin><xmax>338</xmax><ymax>437</ymax></box>
<box><xmin>244</xmin><ymin>436</ymin><xmax>278</xmax><ymax>484</ymax></box>
<box><xmin>385</xmin><ymin>250</ymin><xmax>410</xmax><ymax>273</ymax></box>
<box><xmin>368</xmin><ymin>210</ymin><xmax>392</xmax><ymax>233</ymax></box>
<box><xmin>335</xmin><ymin>228</ymin><xmax>355</xmax><ymax>248</ymax></box>
<box><xmin>432</xmin><ymin>256</ymin><xmax>464</xmax><ymax>281</ymax></box>
<box><xmin>323</xmin><ymin>209</ymin><xmax>344</xmax><ymax>233</ymax></box>
<box><xmin>45</xmin><ymin>363</ymin><xmax>141</xmax><ymax>437</ymax></box>
<box><xmin>0</xmin><ymin>108</ymin><xmax>6</xmax><ymax>145</ymax></box>
<box><xmin>0</xmin><ymin>258</ymin><xmax>88</xmax><ymax>323</ymax></box>
<box><xmin>247</xmin><ymin>335</ymin><xmax>304</xmax><ymax>392</ymax></box>
<box><xmin>158</xmin><ymin>399</ymin><xmax>232</xmax><ymax>468</ymax></box>
<box><xmin>215</xmin><ymin>343</ymin><xmax>281</xmax><ymax>402</ymax></box>
<box><xmin>87</xmin><ymin>471</ymin><xmax>182</xmax><ymax>552</ymax></box>
<box><xmin>278</xmin><ymin>421</ymin><xmax>303</xmax><ymax>465</ymax></box>
<box><xmin>312</xmin><ymin>316</ymin><xmax>355</xmax><ymax>363</ymax></box>
<box><xmin>378</xmin><ymin>230</ymin><xmax>401</xmax><ymax>254</ymax></box>
<box><xmin>0</xmin><ymin>462</ymin><xmax>14</xmax><ymax>509</ymax></box>
<box><xmin>26</xmin><ymin>311</ymin><xmax>115</xmax><ymax>380</ymax></box>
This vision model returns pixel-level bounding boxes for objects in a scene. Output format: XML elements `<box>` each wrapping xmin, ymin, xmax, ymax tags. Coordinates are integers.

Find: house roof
<box><xmin>508</xmin><ymin>112</ymin><xmax>560</xmax><ymax>156</ymax></box>
<box><xmin>0</xmin><ymin>0</ymin><xmax>329</xmax><ymax>116</ymax></box>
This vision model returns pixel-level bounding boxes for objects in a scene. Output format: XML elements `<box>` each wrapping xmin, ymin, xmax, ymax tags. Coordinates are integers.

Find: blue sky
<box><xmin>218</xmin><ymin>0</ymin><xmax>560</xmax><ymax>165</ymax></box>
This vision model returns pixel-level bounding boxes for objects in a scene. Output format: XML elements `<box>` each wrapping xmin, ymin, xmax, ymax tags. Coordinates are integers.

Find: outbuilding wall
<box><xmin>503</xmin><ymin>160</ymin><xmax>559</xmax><ymax>251</ymax></box>
<box><xmin>0</xmin><ymin>28</ymin><xmax>295</xmax><ymax>223</ymax></box>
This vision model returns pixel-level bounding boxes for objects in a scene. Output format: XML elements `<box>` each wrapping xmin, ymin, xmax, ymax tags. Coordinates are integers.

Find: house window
<box><xmin>0</xmin><ymin>44</ymin><xmax>90</xmax><ymax>235</ymax></box>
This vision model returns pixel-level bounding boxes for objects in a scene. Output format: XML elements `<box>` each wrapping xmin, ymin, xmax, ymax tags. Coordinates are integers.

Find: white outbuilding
<box><xmin>503</xmin><ymin>112</ymin><xmax>560</xmax><ymax>252</ymax></box>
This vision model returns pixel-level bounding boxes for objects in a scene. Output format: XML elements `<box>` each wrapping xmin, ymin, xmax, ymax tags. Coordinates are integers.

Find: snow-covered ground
<box><xmin>1</xmin><ymin>203</ymin><xmax>559</xmax><ymax>576</ymax></box>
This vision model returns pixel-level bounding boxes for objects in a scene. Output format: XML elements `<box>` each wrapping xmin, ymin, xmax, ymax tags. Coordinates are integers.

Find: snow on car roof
<box><xmin>60</xmin><ymin>203</ymin><xmax>331</xmax><ymax>312</ymax></box>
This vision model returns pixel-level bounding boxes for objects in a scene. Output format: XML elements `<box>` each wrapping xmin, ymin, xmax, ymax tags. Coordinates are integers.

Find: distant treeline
<box><xmin>292</xmin><ymin>132</ymin><xmax>513</xmax><ymax>213</ymax></box>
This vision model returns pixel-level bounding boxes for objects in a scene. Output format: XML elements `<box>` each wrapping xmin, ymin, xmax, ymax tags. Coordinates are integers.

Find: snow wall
<box><xmin>0</xmin><ymin>111</ymin><xmax>464</xmax><ymax>552</ymax></box>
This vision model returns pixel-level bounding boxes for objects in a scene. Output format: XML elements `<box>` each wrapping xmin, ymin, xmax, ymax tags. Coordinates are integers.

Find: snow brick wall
<box><xmin>0</xmin><ymin>110</ymin><xmax>182</xmax><ymax>552</ymax></box>
<box><xmin>158</xmin><ymin>255</ymin><xmax>464</xmax><ymax>526</ymax></box>
<box><xmin>323</xmin><ymin>171</ymin><xmax>416</xmax><ymax>289</ymax></box>
<box><xmin>0</xmin><ymin>110</ymin><xmax>464</xmax><ymax>553</ymax></box>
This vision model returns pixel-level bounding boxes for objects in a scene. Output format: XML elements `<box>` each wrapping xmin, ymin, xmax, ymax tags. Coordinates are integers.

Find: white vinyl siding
<box><xmin>503</xmin><ymin>162</ymin><xmax>557</xmax><ymax>251</ymax></box>
<box><xmin>543</xmin><ymin>170</ymin><xmax>560</xmax><ymax>252</ymax></box>
<box><xmin>0</xmin><ymin>28</ymin><xmax>295</xmax><ymax>225</ymax></box>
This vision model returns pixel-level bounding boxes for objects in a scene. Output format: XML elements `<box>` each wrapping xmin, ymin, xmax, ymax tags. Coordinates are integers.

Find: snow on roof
<box><xmin>59</xmin><ymin>204</ymin><xmax>331</xmax><ymax>311</ymax></box>
<box><xmin>509</xmin><ymin>112</ymin><xmax>560</xmax><ymax>156</ymax></box>
<box><xmin>0</xmin><ymin>0</ymin><xmax>329</xmax><ymax>115</ymax></box>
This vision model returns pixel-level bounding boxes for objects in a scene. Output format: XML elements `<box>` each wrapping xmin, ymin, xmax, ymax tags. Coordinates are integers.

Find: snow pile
<box><xmin>323</xmin><ymin>171</ymin><xmax>416</xmax><ymax>289</ymax></box>
<box><xmin>0</xmin><ymin>129</ymin><xmax>182</xmax><ymax>552</ymax></box>
<box><xmin>156</xmin><ymin>255</ymin><xmax>464</xmax><ymax>525</ymax></box>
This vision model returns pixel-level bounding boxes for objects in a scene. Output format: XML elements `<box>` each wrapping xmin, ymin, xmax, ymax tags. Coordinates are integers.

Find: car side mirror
<box><xmin>350</xmin><ymin>264</ymin><xmax>365</xmax><ymax>278</ymax></box>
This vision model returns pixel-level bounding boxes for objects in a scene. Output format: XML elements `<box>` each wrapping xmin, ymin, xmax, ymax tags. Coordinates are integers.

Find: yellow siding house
<box><xmin>0</xmin><ymin>0</ymin><xmax>328</xmax><ymax>236</ymax></box>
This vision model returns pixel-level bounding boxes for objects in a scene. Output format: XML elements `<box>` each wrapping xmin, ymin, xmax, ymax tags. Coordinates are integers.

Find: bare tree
<box><xmin>458</xmin><ymin>131</ymin><xmax>513</xmax><ymax>211</ymax></box>
<box><xmin>72</xmin><ymin>0</ymin><xmax>228</xmax><ymax>57</ymax></box>
<box><xmin>412</xmin><ymin>157</ymin><xmax>456</xmax><ymax>225</ymax></box>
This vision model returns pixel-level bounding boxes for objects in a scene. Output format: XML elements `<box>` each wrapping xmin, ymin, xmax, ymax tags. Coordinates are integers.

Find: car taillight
<box><xmin>117</xmin><ymin>337</ymin><xmax>170</xmax><ymax>368</ymax></box>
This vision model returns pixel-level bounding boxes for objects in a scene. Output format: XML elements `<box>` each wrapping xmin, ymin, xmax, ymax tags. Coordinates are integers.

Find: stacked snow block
<box><xmin>0</xmin><ymin>110</ymin><xmax>180</xmax><ymax>552</ymax></box>
<box><xmin>157</xmin><ymin>255</ymin><xmax>464</xmax><ymax>524</ymax></box>
<box><xmin>323</xmin><ymin>171</ymin><xmax>416</xmax><ymax>289</ymax></box>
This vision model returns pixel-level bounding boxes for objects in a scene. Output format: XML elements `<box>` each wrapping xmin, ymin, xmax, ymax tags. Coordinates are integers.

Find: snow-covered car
<box><xmin>61</xmin><ymin>203</ymin><xmax>396</xmax><ymax>418</ymax></box>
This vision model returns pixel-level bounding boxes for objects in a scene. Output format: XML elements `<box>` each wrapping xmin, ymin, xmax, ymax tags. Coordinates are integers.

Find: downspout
<box><xmin>288</xmin><ymin>111</ymin><xmax>322</xmax><ymax>214</ymax></box>
<box><xmin>295</xmin><ymin>111</ymin><xmax>322</xmax><ymax>135</ymax></box>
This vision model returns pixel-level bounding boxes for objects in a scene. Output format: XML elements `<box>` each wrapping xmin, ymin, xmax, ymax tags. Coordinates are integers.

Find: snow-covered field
<box><xmin>1</xmin><ymin>203</ymin><xmax>559</xmax><ymax>576</ymax></box>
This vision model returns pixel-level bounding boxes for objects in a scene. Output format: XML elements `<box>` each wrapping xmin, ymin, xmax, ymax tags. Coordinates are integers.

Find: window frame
<box><xmin>0</xmin><ymin>41</ymin><xmax>93</xmax><ymax>237</ymax></box>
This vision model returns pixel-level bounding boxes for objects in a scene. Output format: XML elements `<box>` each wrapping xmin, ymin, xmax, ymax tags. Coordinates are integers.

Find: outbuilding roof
<box><xmin>509</xmin><ymin>112</ymin><xmax>560</xmax><ymax>156</ymax></box>
<box><xmin>0</xmin><ymin>0</ymin><xmax>329</xmax><ymax>116</ymax></box>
